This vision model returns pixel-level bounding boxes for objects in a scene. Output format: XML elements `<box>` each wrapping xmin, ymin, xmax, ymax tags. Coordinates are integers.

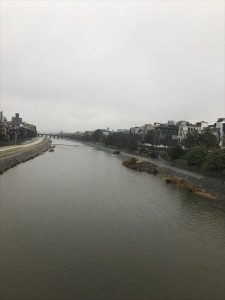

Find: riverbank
<box><xmin>122</xmin><ymin>157</ymin><xmax>220</xmax><ymax>201</ymax></box>
<box><xmin>88</xmin><ymin>142</ymin><xmax>225</xmax><ymax>201</ymax></box>
<box><xmin>0</xmin><ymin>137</ymin><xmax>52</xmax><ymax>174</ymax></box>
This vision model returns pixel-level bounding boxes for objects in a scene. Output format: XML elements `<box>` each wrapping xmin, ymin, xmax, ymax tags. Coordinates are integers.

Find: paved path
<box><xmin>0</xmin><ymin>137</ymin><xmax>44</xmax><ymax>152</ymax></box>
<box><xmin>120</xmin><ymin>151</ymin><xmax>204</xmax><ymax>180</ymax></box>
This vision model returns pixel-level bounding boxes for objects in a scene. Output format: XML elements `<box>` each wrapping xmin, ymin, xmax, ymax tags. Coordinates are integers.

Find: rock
<box><xmin>112</xmin><ymin>150</ymin><xmax>120</xmax><ymax>154</ymax></box>
<box><xmin>122</xmin><ymin>157</ymin><xmax>160</xmax><ymax>175</ymax></box>
<box><xmin>163</xmin><ymin>176</ymin><xmax>218</xmax><ymax>200</ymax></box>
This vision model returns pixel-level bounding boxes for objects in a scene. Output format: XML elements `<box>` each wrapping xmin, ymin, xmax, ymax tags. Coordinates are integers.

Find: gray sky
<box><xmin>0</xmin><ymin>0</ymin><xmax>224</xmax><ymax>132</ymax></box>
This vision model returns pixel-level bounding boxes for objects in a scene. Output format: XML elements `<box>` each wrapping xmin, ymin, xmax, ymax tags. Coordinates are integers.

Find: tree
<box><xmin>199</xmin><ymin>128</ymin><xmax>219</xmax><ymax>148</ymax></box>
<box><xmin>183</xmin><ymin>129</ymin><xmax>201</xmax><ymax>149</ymax></box>
<box><xmin>168</xmin><ymin>145</ymin><xmax>185</xmax><ymax>160</ymax></box>
<box><xmin>92</xmin><ymin>129</ymin><xmax>104</xmax><ymax>143</ymax></box>
<box><xmin>205</xmin><ymin>149</ymin><xmax>225</xmax><ymax>170</ymax></box>
<box><xmin>186</xmin><ymin>146</ymin><xmax>207</xmax><ymax>166</ymax></box>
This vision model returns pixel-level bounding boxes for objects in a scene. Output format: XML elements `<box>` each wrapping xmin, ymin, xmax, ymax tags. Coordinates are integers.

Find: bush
<box><xmin>160</xmin><ymin>150</ymin><xmax>171</xmax><ymax>161</ymax></box>
<box><xmin>186</xmin><ymin>146</ymin><xmax>207</xmax><ymax>166</ymax></box>
<box><xmin>205</xmin><ymin>149</ymin><xmax>225</xmax><ymax>170</ymax></box>
<box><xmin>175</xmin><ymin>158</ymin><xmax>188</xmax><ymax>167</ymax></box>
<box><xmin>168</xmin><ymin>145</ymin><xmax>185</xmax><ymax>160</ymax></box>
<box><xmin>150</xmin><ymin>149</ymin><xmax>159</xmax><ymax>159</ymax></box>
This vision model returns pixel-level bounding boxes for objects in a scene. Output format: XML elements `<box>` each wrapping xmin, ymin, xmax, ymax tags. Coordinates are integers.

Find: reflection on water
<box><xmin>0</xmin><ymin>139</ymin><xmax>225</xmax><ymax>300</ymax></box>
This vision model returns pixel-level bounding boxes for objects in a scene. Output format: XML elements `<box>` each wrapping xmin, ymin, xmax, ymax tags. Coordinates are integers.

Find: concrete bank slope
<box><xmin>0</xmin><ymin>138</ymin><xmax>52</xmax><ymax>175</ymax></box>
<box><xmin>89</xmin><ymin>143</ymin><xmax>225</xmax><ymax>199</ymax></box>
<box><xmin>120</xmin><ymin>154</ymin><xmax>225</xmax><ymax>201</ymax></box>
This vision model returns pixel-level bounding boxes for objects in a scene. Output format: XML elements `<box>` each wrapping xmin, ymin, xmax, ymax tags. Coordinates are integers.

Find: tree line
<box><xmin>66</xmin><ymin>128</ymin><xmax>225</xmax><ymax>174</ymax></box>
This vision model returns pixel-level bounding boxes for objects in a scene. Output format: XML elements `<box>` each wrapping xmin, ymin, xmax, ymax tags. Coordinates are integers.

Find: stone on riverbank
<box><xmin>122</xmin><ymin>158</ymin><xmax>218</xmax><ymax>201</ymax></box>
<box><xmin>123</xmin><ymin>157</ymin><xmax>160</xmax><ymax>175</ymax></box>
<box><xmin>163</xmin><ymin>176</ymin><xmax>217</xmax><ymax>200</ymax></box>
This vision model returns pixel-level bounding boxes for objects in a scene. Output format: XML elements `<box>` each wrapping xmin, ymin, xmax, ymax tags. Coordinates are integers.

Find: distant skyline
<box><xmin>1</xmin><ymin>0</ymin><xmax>224</xmax><ymax>132</ymax></box>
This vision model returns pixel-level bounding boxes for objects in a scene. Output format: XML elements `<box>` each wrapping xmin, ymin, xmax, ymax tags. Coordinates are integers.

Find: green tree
<box><xmin>186</xmin><ymin>146</ymin><xmax>207</xmax><ymax>166</ymax></box>
<box><xmin>168</xmin><ymin>145</ymin><xmax>185</xmax><ymax>160</ymax></box>
<box><xmin>199</xmin><ymin>128</ymin><xmax>219</xmax><ymax>148</ymax></box>
<box><xmin>183</xmin><ymin>129</ymin><xmax>201</xmax><ymax>149</ymax></box>
<box><xmin>205</xmin><ymin>149</ymin><xmax>225</xmax><ymax>170</ymax></box>
<box><xmin>92</xmin><ymin>129</ymin><xmax>104</xmax><ymax>143</ymax></box>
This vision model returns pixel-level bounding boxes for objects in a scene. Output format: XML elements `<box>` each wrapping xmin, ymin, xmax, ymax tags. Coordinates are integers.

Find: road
<box><xmin>0</xmin><ymin>137</ymin><xmax>44</xmax><ymax>152</ymax></box>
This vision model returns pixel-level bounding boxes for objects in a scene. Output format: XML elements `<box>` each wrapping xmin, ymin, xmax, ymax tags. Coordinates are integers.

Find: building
<box><xmin>216</xmin><ymin>118</ymin><xmax>225</xmax><ymax>147</ymax></box>
<box><xmin>143</xmin><ymin>124</ymin><xmax>154</xmax><ymax>135</ymax></box>
<box><xmin>130</xmin><ymin>126</ymin><xmax>144</xmax><ymax>135</ymax></box>
<box><xmin>117</xmin><ymin>129</ymin><xmax>129</xmax><ymax>133</ymax></box>
<box><xmin>155</xmin><ymin>123</ymin><xmax>180</xmax><ymax>146</ymax></box>
<box><xmin>177</xmin><ymin>121</ymin><xmax>208</xmax><ymax>140</ymax></box>
<box><xmin>0</xmin><ymin>111</ymin><xmax>3</xmax><ymax>122</ymax></box>
<box><xmin>12</xmin><ymin>113</ymin><xmax>22</xmax><ymax>126</ymax></box>
<box><xmin>144</xmin><ymin>122</ymin><xmax>180</xmax><ymax>147</ymax></box>
<box><xmin>0</xmin><ymin>112</ymin><xmax>37</xmax><ymax>144</ymax></box>
<box><xmin>196</xmin><ymin>121</ymin><xmax>208</xmax><ymax>130</ymax></box>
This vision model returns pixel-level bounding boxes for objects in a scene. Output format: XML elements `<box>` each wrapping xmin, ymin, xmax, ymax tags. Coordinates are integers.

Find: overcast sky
<box><xmin>0</xmin><ymin>0</ymin><xmax>224</xmax><ymax>132</ymax></box>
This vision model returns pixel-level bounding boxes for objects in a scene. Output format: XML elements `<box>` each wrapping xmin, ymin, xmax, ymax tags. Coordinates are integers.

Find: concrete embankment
<box><xmin>0</xmin><ymin>138</ymin><xmax>52</xmax><ymax>175</ymax></box>
<box><xmin>122</xmin><ymin>156</ymin><xmax>225</xmax><ymax>201</ymax></box>
<box><xmin>87</xmin><ymin>143</ymin><xmax>225</xmax><ymax>200</ymax></box>
<box><xmin>158</xmin><ymin>165</ymin><xmax>225</xmax><ymax>199</ymax></box>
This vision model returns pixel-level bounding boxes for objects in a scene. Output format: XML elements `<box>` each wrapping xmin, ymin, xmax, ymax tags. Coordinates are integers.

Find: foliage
<box><xmin>183</xmin><ymin>128</ymin><xmax>219</xmax><ymax>149</ymax></box>
<box><xmin>150</xmin><ymin>149</ymin><xmax>159</xmax><ymax>159</ymax></box>
<box><xmin>91</xmin><ymin>129</ymin><xmax>105</xmax><ymax>143</ymax></box>
<box><xmin>186</xmin><ymin>146</ymin><xmax>208</xmax><ymax>166</ymax></box>
<box><xmin>199</xmin><ymin>128</ymin><xmax>219</xmax><ymax>148</ymax></box>
<box><xmin>182</xmin><ymin>129</ymin><xmax>201</xmax><ymax>149</ymax></box>
<box><xmin>104</xmin><ymin>132</ymin><xmax>140</xmax><ymax>150</ymax></box>
<box><xmin>160</xmin><ymin>150</ymin><xmax>171</xmax><ymax>161</ymax></box>
<box><xmin>205</xmin><ymin>149</ymin><xmax>225</xmax><ymax>170</ymax></box>
<box><xmin>174</xmin><ymin>158</ymin><xmax>188</xmax><ymax>167</ymax></box>
<box><xmin>167</xmin><ymin>145</ymin><xmax>185</xmax><ymax>160</ymax></box>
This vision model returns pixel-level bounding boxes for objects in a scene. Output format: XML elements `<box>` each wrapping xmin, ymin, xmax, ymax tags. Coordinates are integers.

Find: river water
<box><xmin>1</xmin><ymin>139</ymin><xmax>225</xmax><ymax>300</ymax></box>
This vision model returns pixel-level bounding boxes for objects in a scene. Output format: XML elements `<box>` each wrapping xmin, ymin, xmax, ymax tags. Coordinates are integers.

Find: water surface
<box><xmin>1</xmin><ymin>139</ymin><xmax>225</xmax><ymax>300</ymax></box>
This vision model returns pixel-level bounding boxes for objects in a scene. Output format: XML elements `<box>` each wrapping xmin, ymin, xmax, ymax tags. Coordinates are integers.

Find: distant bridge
<box><xmin>38</xmin><ymin>133</ymin><xmax>64</xmax><ymax>139</ymax></box>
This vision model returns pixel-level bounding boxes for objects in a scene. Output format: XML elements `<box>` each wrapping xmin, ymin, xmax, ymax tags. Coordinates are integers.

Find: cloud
<box><xmin>1</xmin><ymin>0</ymin><xmax>224</xmax><ymax>131</ymax></box>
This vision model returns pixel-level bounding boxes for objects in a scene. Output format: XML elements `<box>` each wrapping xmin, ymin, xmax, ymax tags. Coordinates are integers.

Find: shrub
<box><xmin>160</xmin><ymin>150</ymin><xmax>171</xmax><ymax>161</ymax></box>
<box><xmin>168</xmin><ymin>145</ymin><xmax>185</xmax><ymax>160</ymax></box>
<box><xmin>186</xmin><ymin>146</ymin><xmax>207</xmax><ymax>166</ymax></box>
<box><xmin>205</xmin><ymin>149</ymin><xmax>225</xmax><ymax>170</ymax></box>
<box><xmin>150</xmin><ymin>149</ymin><xmax>159</xmax><ymax>159</ymax></box>
<box><xmin>175</xmin><ymin>158</ymin><xmax>188</xmax><ymax>167</ymax></box>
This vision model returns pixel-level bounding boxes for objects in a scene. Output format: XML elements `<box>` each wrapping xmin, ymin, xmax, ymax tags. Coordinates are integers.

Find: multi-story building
<box><xmin>0</xmin><ymin>111</ymin><xmax>3</xmax><ymax>122</ymax></box>
<box><xmin>12</xmin><ymin>113</ymin><xmax>22</xmax><ymax>126</ymax></box>
<box><xmin>177</xmin><ymin>120</ymin><xmax>209</xmax><ymax>141</ymax></box>
<box><xmin>117</xmin><ymin>129</ymin><xmax>130</xmax><ymax>133</ymax></box>
<box><xmin>143</xmin><ymin>124</ymin><xmax>154</xmax><ymax>135</ymax></box>
<box><xmin>216</xmin><ymin>118</ymin><xmax>225</xmax><ymax>147</ymax></box>
<box><xmin>130</xmin><ymin>126</ymin><xmax>143</xmax><ymax>135</ymax></box>
<box><xmin>0</xmin><ymin>112</ymin><xmax>37</xmax><ymax>144</ymax></box>
<box><xmin>154</xmin><ymin>123</ymin><xmax>180</xmax><ymax>146</ymax></box>
<box><xmin>144</xmin><ymin>122</ymin><xmax>180</xmax><ymax>147</ymax></box>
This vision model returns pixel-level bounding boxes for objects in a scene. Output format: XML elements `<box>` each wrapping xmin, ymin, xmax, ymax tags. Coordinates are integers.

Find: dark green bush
<box><xmin>160</xmin><ymin>150</ymin><xmax>171</xmax><ymax>161</ymax></box>
<box><xmin>150</xmin><ymin>149</ymin><xmax>159</xmax><ymax>159</ymax></box>
<box><xmin>168</xmin><ymin>145</ymin><xmax>185</xmax><ymax>160</ymax></box>
<box><xmin>186</xmin><ymin>146</ymin><xmax>207</xmax><ymax>166</ymax></box>
<box><xmin>205</xmin><ymin>149</ymin><xmax>225</xmax><ymax>170</ymax></box>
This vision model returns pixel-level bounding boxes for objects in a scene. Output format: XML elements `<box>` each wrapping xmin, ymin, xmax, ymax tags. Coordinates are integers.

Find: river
<box><xmin>1</xmin><ymin>139</ymin><xmax>225</xmax><ymax>300</ymax></box>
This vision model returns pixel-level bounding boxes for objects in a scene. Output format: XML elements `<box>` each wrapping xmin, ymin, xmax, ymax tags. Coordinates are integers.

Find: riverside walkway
<box><xmin>0</xmin><ymin>137</ymin><xmax>44</xmax><ymax>153</ymax></box>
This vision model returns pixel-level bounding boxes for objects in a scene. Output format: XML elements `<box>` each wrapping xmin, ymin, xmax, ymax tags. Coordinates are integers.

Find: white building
<box><xmin>216</xmin><ymin>118</ymin><xmax>225</xmax><ymax>147</ymax></box>
<box><xmin>130</xmin><ymin>127</ymin><xmax>144</xmax><ymax>135</ymax></box>
<box><xmin>143</xmin><ymin>124</ymin><xmax>154</xmax><ymax>135</ymax></box>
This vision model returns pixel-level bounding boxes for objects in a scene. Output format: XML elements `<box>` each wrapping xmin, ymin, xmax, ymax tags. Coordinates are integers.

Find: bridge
<box><xmin>38</xmin><ymin>133</ymin><xmax>64</xmax><ymax>139</ymax></box>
